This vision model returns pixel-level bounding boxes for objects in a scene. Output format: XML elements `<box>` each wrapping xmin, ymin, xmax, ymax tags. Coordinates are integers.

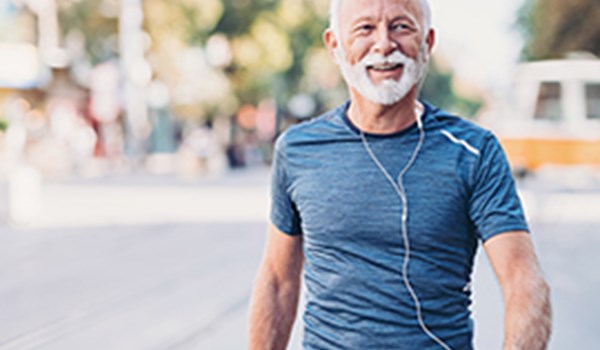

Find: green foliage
<box><xmin>55</xmin><ymin>0</ymin><xmax>481</xmax><ymax>121</ymax></box>
<box><xmin>515</xmin><ymin>0</ymin><xmax>536</xmax><ymax>60</ymax></box>
<box><xmin>278</xmin><ymin>13</ymin><xmax>328</xmax><ymax>99</ymax></box>
<box><xmin>516</xmin><ymin>0</ymin><xmax>600</xmax><ymax>60</ymax></box>
<box><xmin>0</xmin><ymin>118</ymin><xmax>8</xmax><ymax>131</ymax></box>
<box><xmin>58</xmin><ymin>1</ymin><xmax>119</xmax><ymax>64</ymax></box>
<box><xmin>420</xmin><ymin>63</ymin><xmax>482</xmax><ymax>118</ymax></box>
<box><xmin>213</xmin><ymin>0</ymin><xmax>279</xmax><ymax>37</ymax></box>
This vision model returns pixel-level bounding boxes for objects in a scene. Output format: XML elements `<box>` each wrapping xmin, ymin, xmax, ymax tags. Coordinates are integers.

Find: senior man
<box><xmin>249</xmin><ymin>0</ymin><xmax>552</xmax><ymax>349</ymax></box>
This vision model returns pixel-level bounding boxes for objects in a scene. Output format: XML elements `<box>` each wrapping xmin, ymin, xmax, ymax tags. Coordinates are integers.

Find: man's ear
<box><xmin>425</xmin><ymin>28</ymin><xmax>436</xmax><ymax>55</ymax></box>
<box><xmin>323</xmin><ymin>29</ymin><xmax>340</xmax><ymax>64</ymax></box>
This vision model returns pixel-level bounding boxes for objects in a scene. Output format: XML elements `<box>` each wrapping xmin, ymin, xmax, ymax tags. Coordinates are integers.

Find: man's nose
<box><xmin>372</xmin><ymin>27</ymin><xmax>398</xmax><ymax>56</ymax></box>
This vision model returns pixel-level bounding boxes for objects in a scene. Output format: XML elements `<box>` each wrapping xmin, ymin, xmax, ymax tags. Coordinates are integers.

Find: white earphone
<box><xmin>358</xmin><ymin>104</ymin><xmax>453</xmax><ymax>350</ymax></box>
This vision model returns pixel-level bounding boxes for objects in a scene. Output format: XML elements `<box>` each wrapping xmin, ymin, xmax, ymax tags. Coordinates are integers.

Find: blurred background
<box><xmin>0</xmin><ymin>0</ymin><xmax>599</xmax><ymax>349</ymax></box>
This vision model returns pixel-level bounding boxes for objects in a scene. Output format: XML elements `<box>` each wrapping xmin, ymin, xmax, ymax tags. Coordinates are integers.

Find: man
<box><xmin>249</xmin><ymin>0</ymin><xmax>552</xmax><ymax>349</ymax></box>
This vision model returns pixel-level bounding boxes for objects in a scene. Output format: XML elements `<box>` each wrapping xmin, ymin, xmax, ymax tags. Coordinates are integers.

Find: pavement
<box><xmin>0</xmin><ymin>167</ymin><xmax>272</xmax><ymax>230</ymax></box>
<box><xmin>0</xmin><ymin>223</ymin><xmax>267</xmax><ymax>350</ymax></box>
<box><xmin>0</xmin><ymin>166</ymin><xmax>599</xmax><ymax>349</ymax></box>
<box><xmin>0</xmin><ymin>167</ymin><xmax>272</xmax><ymax>350</ymax></box>
<box><xmin>3</xmin><ymin>166</ymin><xmax>600</xmax><ymax>231</ymax></box>
<box><xmin>518</xmin><ymin>168</ymin><xmax>600</xmax><ymax>224</ymax></box>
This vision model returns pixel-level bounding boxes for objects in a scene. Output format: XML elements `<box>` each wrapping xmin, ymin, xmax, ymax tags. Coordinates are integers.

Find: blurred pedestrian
<box><xmin>249</xmin><ymin>0</ymin><xmax>551</xmax><ymax>349</ymax></box>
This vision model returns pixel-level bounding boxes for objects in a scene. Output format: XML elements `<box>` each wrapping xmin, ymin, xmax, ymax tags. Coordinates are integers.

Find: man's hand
<box><xmin>484</xmin><ymin>231</ymin><xmax>552</xmax><ymax>350</ymax></box>
<box><xmin>248</xmin><ymin>224</ymin><xmax>304</xmax><ymax>350</ymax></box>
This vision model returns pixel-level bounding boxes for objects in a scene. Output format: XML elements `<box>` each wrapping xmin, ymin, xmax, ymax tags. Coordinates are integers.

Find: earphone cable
<box><xmin>358</xmin><ymin>104</ymin><xmax>453</xmax><ymax>350</ymax></box>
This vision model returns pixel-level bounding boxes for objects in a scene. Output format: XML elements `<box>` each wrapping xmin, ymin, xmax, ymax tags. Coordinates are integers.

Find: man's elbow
<box><xmin>504</xmin><ymin>266</ymin><xmax>552</xmax><ymax>324</ymax></box>
<box><xmin>538</xmin><ymin>275</ymin><xmax>552</xmax><ymax>317</ymax></box>
<box><xmin>521</xmin><ymin>270</ymin><xmax>552</xmax><ymax>332</ymax></box>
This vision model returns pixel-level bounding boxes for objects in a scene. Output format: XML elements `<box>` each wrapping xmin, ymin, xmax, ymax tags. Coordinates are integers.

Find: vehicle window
<box><xmin>585</xmin><ymin>83</ymin><xmax>600</xmax><ymax>120</ymax></box>
<box><xmin>533</xmin><ymin>82</ymin><xmax>562</xmax><ymax>121</ymax></box>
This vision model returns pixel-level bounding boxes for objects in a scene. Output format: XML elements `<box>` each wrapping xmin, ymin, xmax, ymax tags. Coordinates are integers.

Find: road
<box><xmin>0</xmin><ymin>167</ymin><xmax>599</xmax><ymax>349</ymax></box>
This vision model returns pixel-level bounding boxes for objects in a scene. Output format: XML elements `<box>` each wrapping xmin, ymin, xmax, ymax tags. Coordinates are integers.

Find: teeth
<box><xmin>370</xmin><ymin>63</ymin><xmax>401</xmax><ymax>71</ymax></box>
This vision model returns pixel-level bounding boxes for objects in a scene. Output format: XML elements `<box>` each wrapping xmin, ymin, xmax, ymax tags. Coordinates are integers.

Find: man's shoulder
<box><xmin>276</xmin><ymin>102</ymin><xmax>350</xmax><ymax>150</ymax></box>
<box><xmin>425</xmin><ymin>103</ymin><xmax>495</xmax><ymax>150</ymax></box>
<box><xmin>426</xmin><ymin>104</ymin><xmax>490</xmax><ymax>135</ymax></box>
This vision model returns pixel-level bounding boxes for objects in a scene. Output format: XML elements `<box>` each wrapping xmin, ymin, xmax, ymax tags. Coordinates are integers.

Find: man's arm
<box><xmin>248</xmin><ymin>223</ymin><xmax>304</xmax><ymax>350</ymax></box>
<box><xmin>484</xmin><ymin>231</ymin><xmax>552</xmax><ymax>350</ymax></box>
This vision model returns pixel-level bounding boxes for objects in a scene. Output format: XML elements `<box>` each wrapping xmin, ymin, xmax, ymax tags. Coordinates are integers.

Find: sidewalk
<box><xmin>0</xmin><ymin>167</ymin><xmax>271</xmax><ymax>230</ymax></box>
<box><xmin>1</xmin><ymin>167</ymin><xmax>598</xmax><ymax>349</ymax></box>
<box><xmin>3</xmin><ymin>165</ymin><xmax>600</xmax><ymax>231</ymax></box>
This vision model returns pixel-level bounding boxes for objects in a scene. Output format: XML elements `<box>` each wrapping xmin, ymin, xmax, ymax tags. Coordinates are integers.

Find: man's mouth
<box><xmin>367</xmin><ymin>63</ymin><xmax>404</xmax><ymax>72</ymax></box>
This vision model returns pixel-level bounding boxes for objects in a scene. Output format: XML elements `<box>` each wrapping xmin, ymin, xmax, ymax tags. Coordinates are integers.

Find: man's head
<box><xmin>328</xmin><ymin>0</ymin><xmax>432</xmax><ymax>41</ymax></box>
<box><xmin>324</xmin><ymin>0</ymin><xmax>435</xmax><ymax>105</ymax></box>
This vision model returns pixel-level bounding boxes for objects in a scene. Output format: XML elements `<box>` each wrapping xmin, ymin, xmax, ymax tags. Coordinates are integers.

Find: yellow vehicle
<box><xmin>480</xmin><ymin>56</ymin><xmax>600</xmax><ymax>175</ymax></box>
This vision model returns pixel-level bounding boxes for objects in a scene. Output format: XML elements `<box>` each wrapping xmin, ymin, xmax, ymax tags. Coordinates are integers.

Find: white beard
<box><xmin>334</xmin><ymin>44</ymin><xmax>428</xmax><ymax>106</ymax></box>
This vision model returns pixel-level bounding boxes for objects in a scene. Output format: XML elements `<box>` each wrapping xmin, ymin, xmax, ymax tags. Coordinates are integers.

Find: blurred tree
<box><xmin>420</xmin><ymin>61</ymin><xmax>482</xmax><ymax>118</ymax></box>
<box><xmin>56</xmin><ymin>0</ymin><xmax>480</xmax><ymax>123</ymax></box>
<box><xmin>517</xmin><ymin>0</ymin><xmax>600</xmax><ymax>60</ymax></box>
<box><xmin>143</xmin><ymin>0</ymin><xmax>329</xmax><ymax>120</ymax></box>
<box><xmin>58</xmin><ymin>0</ymin><xmax>119</xmax><ymax>65</ymax></box>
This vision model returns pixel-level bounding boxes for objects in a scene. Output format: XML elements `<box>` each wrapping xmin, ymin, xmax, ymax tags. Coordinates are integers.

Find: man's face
<box><xmin>326</xmin><ymin>0</ymin><xmax>434</xmax><ymax>105</ymax></box>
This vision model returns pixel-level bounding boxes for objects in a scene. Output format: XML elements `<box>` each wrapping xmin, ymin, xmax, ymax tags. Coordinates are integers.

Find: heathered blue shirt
<box><xmin>270</xmin><ymin>101</ymin><xmax>529</xmax><ymax>349</ymax></box>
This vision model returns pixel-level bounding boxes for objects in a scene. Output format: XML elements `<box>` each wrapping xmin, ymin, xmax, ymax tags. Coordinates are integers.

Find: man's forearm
<box><xmin>248</xmin><ymin>271</ymin><xmax>300</xmax><ymax>350</ymax></box>
<box><xmin>503</xmin><ymin>275</ymin><xmax>552</xmax><ymax>350</ymax></box>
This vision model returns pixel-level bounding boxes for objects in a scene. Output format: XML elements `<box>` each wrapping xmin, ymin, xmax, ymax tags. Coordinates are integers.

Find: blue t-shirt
<box><xmin>270</xmin><ymin>101</ymin><xmax>529</xmax><ymax>349</ymax></box>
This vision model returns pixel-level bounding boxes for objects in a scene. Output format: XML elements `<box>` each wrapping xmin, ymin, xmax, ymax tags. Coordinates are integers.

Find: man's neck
<box><xmin>347</xmin><ymin>90</ymin><xmax>422</xmax><ymax>134</ymax></box>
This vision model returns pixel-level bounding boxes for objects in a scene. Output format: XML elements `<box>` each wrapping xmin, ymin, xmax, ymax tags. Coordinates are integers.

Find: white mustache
<box><xmin>360</xmin><ymin>51</ymin><xmax>412</xmax><ymax>67</ymax></box>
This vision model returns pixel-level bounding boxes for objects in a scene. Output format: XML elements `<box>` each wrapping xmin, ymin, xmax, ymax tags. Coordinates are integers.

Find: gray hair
<box><xmin>329</xmin><ymin>0</ymin><xmax>432</xmax><ymax>40</ymax></box>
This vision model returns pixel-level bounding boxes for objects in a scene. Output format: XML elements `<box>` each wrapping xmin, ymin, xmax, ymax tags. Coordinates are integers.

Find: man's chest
<box><xmin>288</xmin><ymin>149</ymin><xmax>474</xmax><ymax>248</ymax></box>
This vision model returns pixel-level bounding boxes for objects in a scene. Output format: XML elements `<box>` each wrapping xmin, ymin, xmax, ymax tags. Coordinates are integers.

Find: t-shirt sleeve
<box><xmin>468</xmin><ymin>133</ymin><xmax>529</xmax><ymax>242</ymax></box>
<box><xmin>270</xmin><ymin>137</ymin><xmax>302</xmax><ymax>236</ymax></box>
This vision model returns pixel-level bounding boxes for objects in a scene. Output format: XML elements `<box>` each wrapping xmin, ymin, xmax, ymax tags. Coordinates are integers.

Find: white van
<box><xmin>480</xmin><ymin>56</ymin><xmax>600</xmax><ymax>175</ymax></box>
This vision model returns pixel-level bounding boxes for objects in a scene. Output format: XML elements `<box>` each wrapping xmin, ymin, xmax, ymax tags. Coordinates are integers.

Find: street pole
<box><xmin>119</xmin><ymin>0</ymin><xmax>151</xmax><ymax>170</ymax></box>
